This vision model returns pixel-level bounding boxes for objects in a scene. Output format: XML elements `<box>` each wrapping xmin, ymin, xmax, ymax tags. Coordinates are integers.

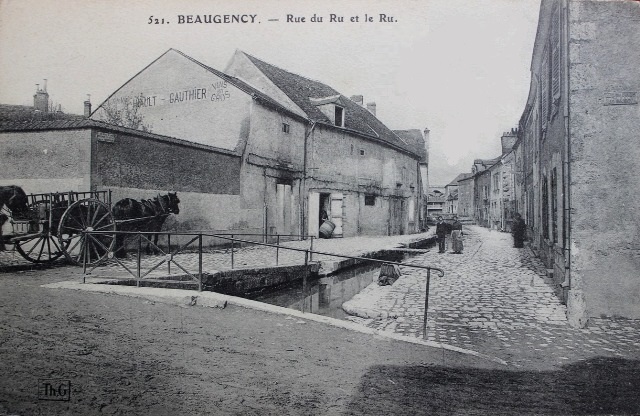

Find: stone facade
<box><xmin>517</xmin><ymin>0</ymin><xmax>640</xmax><ymax>324</ymax></box>
<box><xmin>457</xmin><ymin>176</ymin><xmax>474</xmax><ymax>219</ymax></box>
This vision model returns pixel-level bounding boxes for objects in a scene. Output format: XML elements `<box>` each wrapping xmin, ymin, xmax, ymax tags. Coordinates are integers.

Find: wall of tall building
<box><xmin>567</xmin><ymin>0</ymin><xmax>640</xmax><ymax>322</ymax></box>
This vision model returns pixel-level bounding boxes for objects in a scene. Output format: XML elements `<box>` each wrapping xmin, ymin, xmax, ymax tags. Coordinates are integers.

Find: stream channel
<box><xmin>243</xmin><ymin>251</ymin><xmax>417</xmax><ymax>320</ymax></box>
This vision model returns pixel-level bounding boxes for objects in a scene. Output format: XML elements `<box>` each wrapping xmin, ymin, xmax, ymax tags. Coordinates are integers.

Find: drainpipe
<box><xmin>301</xmin><ymin>120</ymin><xmax>317</xmax><ymax>237</ymax></box>
<box><xmin>561</xmin><ymin>0</ymin><xmax>572</xmax><ymax>300</ymax></box>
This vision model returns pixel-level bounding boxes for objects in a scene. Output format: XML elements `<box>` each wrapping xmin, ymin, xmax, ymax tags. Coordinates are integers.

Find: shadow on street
<box><xmin>345</xmin><ymin>356</ymin><xmax>640</xmax><ymax>415</ymax></box>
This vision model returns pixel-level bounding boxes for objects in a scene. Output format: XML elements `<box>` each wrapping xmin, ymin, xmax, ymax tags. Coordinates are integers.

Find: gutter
<box><xmin>301</xmin><ymin>120</ymin><xmax>318</xmax><ymax>236</ymax></box>
<box><xmin>561</xmin><ymin>0</ymin><xmax>572</xmax><ymax>295</ymax></box>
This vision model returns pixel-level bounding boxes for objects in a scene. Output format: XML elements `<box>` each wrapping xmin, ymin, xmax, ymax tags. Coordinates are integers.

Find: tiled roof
<box><xmin>0</xmin><ymin>104</ymin><xmax>86</xmax><ymax>123</ymax></box>
<box><xmin>242</xmin><ymin>53</ymin><xmax>418</xmax><ymax>156</ymax></box>
<box><xmin>393</xmin><ymin>129</ymin><xmax>427</xmax><ymax>162</ymax></box>
<box><xmin>0</xmin><ymin>104</ymin><xmax>90</xmax><ymax>131</ymax></box>
<box><xmin>447</xmin><ymin>173</ymin><xmax>473</xmax><ymax>187</ymax></box>
<box><xmin>0</xmin><ymin>112</ymin><xmax>238</xmax><ymax>156</ymax></box>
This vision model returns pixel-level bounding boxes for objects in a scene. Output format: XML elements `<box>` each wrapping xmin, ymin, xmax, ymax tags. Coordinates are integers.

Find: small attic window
<box><xmin>282</xmin><ymin>122</ymin><xmax>290</xmax><ymax>133</ymax></box>
<box><xmin>334</xmin><ymin>106</ymin><xmax>344</xmax><ymax>127</ymax></box>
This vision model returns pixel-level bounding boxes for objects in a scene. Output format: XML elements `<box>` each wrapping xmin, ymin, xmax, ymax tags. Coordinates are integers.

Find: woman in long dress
<box><xmin>450</xmin><ymin>216</ymin><xmax>463</xmax><ymax>254</ymax></box>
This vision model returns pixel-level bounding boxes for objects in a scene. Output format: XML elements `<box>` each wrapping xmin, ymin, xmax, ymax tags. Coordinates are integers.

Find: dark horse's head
<box><xmin>1</xmin><ymin>185</ymin><xmax>29</xmax><ymax>218</ymax></box>
<box><xmin>160</xmin><ymin>192</ymin><xmax>180</xmax><ymax>215</ymax></box>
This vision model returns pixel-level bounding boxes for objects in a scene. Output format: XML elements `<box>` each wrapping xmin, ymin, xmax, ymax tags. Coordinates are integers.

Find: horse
<box><xmin>0</xmin><ymin>185</ymin><xmax>30</xmax><ymax>219</ymax></box>
<box><xmin>112</xmin><ymin>192</ymin><xmax>180</xmax><ymax>257</ymax></box>
<box><xmin>0</xmin><ymin>186</ymin><xmax>30</xmax><ymax>250</ymax></box>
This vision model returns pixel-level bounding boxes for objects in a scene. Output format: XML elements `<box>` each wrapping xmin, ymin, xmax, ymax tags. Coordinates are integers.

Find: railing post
<box><xmin>301</xmin><ymin>250</ymin><xmax>309</xmax><ymax>313</ymax></box>
<box><xmin>276</xmin><ymin>234</ymin><xmax>280</xmax><ymax>266</ymax></box>
<box><xmin>422</xmin><ymin>268</ymin><xmax>431</xmax><ymax>340</ymax></box>
<box><xmin>82</xmin><ymin>232</ymin><xmax>87</xmax><ymax>283</ymax></box>
<box><xmin>231</xmin><ymin>234</ymin><xmax>234</xmax><ymax>269</ymax></box>
<box><xmin>310</xmin><ymin>236</ymin><xmax>314</xmax><ymax>262</ymax></box>
<box><xmin>167</xmin><ymin>233</ymin><xmax>171</xmax><ymax>275</ymax></box>
<box><xmin>137</xmin><ymin>233</ymin><xmax>142</xmax><ymax>287</ymax></box>
<box><xmin>198</xmin><ymin>234</ymin><xmax>203</xmax><ymax>292</ymax></box>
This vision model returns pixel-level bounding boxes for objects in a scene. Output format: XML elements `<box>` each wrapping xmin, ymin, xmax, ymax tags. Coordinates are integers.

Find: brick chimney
<box><xmin>366</xmin><ymin>102</ymin><xmax>376</xmax><ymax>116</ymax></box>
<box><xmin>84</xmin><ymin>94</ymin><xmax>92</xmax><ymax>117</ymax></box>
<box><xmin>33</xmin><ymin>80</ymin><xmax>49</xmax><ymax>112</ymax></box>
<box><xmin>350</xmin><ymin>95</ymin><xmax>363</xmax><ymax>106</ymax></box>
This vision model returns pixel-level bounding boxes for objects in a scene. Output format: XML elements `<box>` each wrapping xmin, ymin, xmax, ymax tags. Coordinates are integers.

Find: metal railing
<box><xmin>82</xmin><ymin>230</ymin><xmax>444</xmax><ymax>338</ymax></box>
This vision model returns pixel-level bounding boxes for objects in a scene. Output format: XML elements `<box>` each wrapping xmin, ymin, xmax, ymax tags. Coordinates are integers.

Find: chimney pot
<box><xmin>33</xmin><ymin>82</ymin><xmax>50</xmax><ymax>112</ymax></box>
<box><xmin>84</xmin><ymin>94</ymin><xmax>92</xmax><ymax>117</ymax></box>
<box><xmin>350</xmin><ymin>95</ymin><xmax>364</xmax><ymax>106</ymax></box>
<box><xmin>366</xmin><ymin>101</ymin><xmax>376</xmax><ymax>116</ymax></box>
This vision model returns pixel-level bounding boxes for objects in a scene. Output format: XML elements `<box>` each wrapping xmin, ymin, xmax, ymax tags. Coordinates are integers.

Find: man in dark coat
<box><xmin>436</xmin><ymin>216</ymin><xmax>448</xmax><ymax>253</ymax></box>
<box><xmin>512</xmin><ymin>213</ymin><xmax>526</xmax><ymax>248</ymax></box>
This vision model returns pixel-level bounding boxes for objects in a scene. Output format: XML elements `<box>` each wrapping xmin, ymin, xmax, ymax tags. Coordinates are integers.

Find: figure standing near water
<box><xmin>450</xmin><ymin>215</ymin><xmax>463</xmax><ymax>254</ymax></box>
<box><xmin>436</xmin><ymin>216</ymin><xmax>448</xmax><ymax>253</ymax></box>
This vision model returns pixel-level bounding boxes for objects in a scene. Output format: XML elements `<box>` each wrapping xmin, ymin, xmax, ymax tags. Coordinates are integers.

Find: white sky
<box><xmin>0</xmin><ymin>0</ymin><xmax>541</xmax><ymax>185</ymax></box>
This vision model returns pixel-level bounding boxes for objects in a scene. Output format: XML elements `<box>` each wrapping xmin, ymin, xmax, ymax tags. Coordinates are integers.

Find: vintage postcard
<box><xmin>1</xmin><ymin>0</ymin><xmax>639</xmax><ymax>414</ymax></box>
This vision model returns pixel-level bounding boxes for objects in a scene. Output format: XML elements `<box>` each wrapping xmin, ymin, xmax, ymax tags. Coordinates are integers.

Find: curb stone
<box><xmin>42</xmin><ymin>280</ymin><xmax>508</xmax><ymax>366</ymax></box>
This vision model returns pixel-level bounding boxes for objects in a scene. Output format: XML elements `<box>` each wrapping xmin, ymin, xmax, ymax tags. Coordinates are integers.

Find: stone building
<box><xmin>456</xmin><ymin>174</ymin><xmax>475</xmax><ymax>220</ymax></box>
<box><xmin>443</xmin><ymin>173</ymin><xmax>471</xmax><ymax>215</ymax></box>
<box><xmin>426</xmin><ymin>186</ymin><xmax>446</xmax><ymax>220</ymax></box>
<box><xmin>516</xmin><ymin>0</ymin><xmax>640</xmax><ymax>325</ymax></box>
<box><xmin>394</xmin><ymin>128</ymin><xmax>430</xmax><ymax>230</ymax></box>
<box><xmin>470</xmin><ymin>157</ymin><xmax>500</xmax><ymax>228</ymax></box>
<box><xmin>488</xmin><ymin>160</ymin><xmax>503</xmax><ymax>230</ymax></box>
<box><xmin>0</xmin><ymin>49</ymin><xmax>427</xmax><ymax>240</ymax></box>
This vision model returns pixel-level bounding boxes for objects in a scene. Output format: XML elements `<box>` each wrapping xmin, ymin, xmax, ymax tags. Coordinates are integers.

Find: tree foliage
<box><xmin>98</xmin><ymin>94</ymin><xmax>151</xmax><ymax>132</ymax></box>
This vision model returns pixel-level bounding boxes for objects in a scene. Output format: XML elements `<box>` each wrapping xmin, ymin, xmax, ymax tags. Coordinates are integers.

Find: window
<box><xmin>364</xmin><ymin>195</ymin><xmax>376</xmax><ymax>206</ymax></box>
<box><xmin>542</xmin><ymin>175</ymin><xmax>549</xmax><ymax>239</ymax></box>
<box><xmin>541</xmin><ymin>45</ymin><xmax>550</xmax><ymax>129</ymax></box>
<box><xmin>334</xmin><ymin>106</ymin><xmax>344</xmax><ymax>127</ymax></box>
<box><xmin>551</xmin><ymin>168</ymin><xmax>558</xmax><ymax>243</ymax></box>
<box><xmin>551</xmin><ymin>4</ymin><xmax>561</xmax><ymax>111</ymax></box>
<box><xmin>282</xmin><ymin>123</ymin><xmax>290</xmax><ymax>133</ymax></box>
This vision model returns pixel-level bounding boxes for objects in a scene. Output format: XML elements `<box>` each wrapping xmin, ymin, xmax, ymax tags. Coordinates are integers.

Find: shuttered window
<box><xmin>551</xmin><ymin>168</ymin><xmax>558</xmax><ymax>243</ymax></box>
<box><xmin>540</xmin><ymin>44</ymin><xmax>549</xmax><ymax>130</ymax></box>
<box><xmin>551</xmin><ymin>4</ymin><xmax>561</xmax><ymax>112</ymax></box>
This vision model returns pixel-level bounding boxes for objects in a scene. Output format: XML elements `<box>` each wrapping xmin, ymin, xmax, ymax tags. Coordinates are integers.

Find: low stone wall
<box><xmin>203</xmin><ymin>263</ymin><xmax>320</xmax><ymax>295</ymax></box>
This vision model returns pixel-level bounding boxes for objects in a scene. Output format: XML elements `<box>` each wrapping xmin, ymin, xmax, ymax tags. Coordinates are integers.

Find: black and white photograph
<box><xmin>1</xmin><ymin>0</ymin><xmax>639</xmax><ymax>414</ymax></box>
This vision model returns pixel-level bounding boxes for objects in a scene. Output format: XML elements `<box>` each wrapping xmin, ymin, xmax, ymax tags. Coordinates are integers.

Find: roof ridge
<box><xmin>242</xmin><ymin>51</ymin><xmax>336</xmax><ymax>92</ymax></box>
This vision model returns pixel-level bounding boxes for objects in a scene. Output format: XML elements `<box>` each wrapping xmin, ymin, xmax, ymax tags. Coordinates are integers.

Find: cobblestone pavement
<box><xmin>343</xmin><ymin>226</ymin><xmax>640</xmax><ymax>368</ymax></box>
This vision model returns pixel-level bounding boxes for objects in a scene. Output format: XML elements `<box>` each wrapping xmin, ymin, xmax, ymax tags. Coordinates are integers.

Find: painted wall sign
<box><xmin>96</xmin><ymin>132</ymin><xmax>116</xmax><ymax>143</ymax></box>
<box><xmin>602</xmin><ymin>91</ymin><xmax>638</xmax><ymax>106</ymax></box>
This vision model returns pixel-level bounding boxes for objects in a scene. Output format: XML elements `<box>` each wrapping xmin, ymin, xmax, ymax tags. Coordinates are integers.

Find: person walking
<box><xmin>512</xmin><ymin>213</ymin><xmax>526</xmax><ymax>248</ymax></box>
<box><xmin>436</xmin><ymin>216</ymin><xmax>448</xmax><ymax>253</ymax></box>
<box><xmin>450</xmin><ymin>215</ymin><xmax>463</xmax><ymax>254</ymax></box>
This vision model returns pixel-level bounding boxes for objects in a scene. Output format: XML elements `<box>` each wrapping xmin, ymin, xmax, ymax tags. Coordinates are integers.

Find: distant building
<box><xmin>426</xmin><ymin>186</ymin><xmax>446</xmax><ymax>219</ymax></box>
<box><xmin>457</xmin><ymin>174</ymin><xmax>475</xmax><ymax>219</ymax></box>
<box><xmin>443</xmin><ymin>173</ymin><xmax>471</xmax><ymax>215</ymax></box>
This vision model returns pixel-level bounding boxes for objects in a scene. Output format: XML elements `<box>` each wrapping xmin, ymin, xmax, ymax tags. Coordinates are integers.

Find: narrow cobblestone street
<box><xmin>344</xmin><ymin>226</ymin><xmax>640</xmax><ymax>368</ymax></box>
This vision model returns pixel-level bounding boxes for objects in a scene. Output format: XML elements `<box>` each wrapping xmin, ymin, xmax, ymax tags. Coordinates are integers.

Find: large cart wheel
<box><xmin>14</xmin><ymin>232</ymin><xmax>67</xmax><ymax>264</ymax></box>
<box><xmin>13</xmin><ymin>202</ymin><xmax>66</xmax><ymax>264</ymax></box>
<box><xmin>58</xmin><ymin>198</ymin><xmax>116</xmax><ymax>266</ymax></box>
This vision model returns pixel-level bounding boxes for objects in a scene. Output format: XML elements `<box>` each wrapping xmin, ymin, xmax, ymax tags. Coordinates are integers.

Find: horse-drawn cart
<box><xmin>1</xmin><ymin>186</ymin><xmax>180</xmax><ymax>267</ymax></box>
<box><xmin>1</xmin><ymin>189</ymin><xmax>116</xmax><ymax>266</ymax></box>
